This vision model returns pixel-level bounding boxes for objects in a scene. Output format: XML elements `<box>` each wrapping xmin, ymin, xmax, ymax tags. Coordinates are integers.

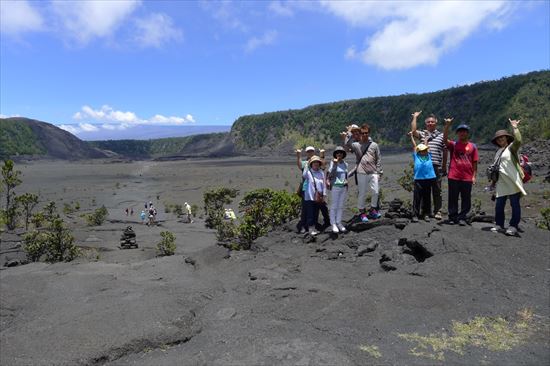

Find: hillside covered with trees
<box><xmin>231</xmin><ymin>70</ymin><xmax>550</xmax><ymax>151</ymax></box>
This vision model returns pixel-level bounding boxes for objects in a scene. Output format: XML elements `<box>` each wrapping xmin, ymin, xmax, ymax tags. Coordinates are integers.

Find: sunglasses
<box><xmin>361</xmin><ymin>132</ymin><xmax>369</xmax><ymax>135</ymax></box>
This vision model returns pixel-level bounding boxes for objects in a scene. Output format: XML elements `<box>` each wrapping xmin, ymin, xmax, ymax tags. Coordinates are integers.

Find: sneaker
<box><xmin>368</xmin><ymin>208</ymin><xmax>381</xmax><ymax>219</ymax></box>
<box><xmin>423</xmin><ymin>216</ymin><xmax>430</xmax><ymax>222</ymax></box>
<box><xmin>505</xmin><ymin>226</ymin><xmax>518</xmax><ymax>236</ymax></box>
<box><xmin>411</xmin><ymin>216</ymin><xmax>419</xmax><ymax>223</ymax></box>
<box><xmin>299</xmin><ymin>228</ymin><xmax>306</xmax><ymax>234</ymax></box>
<box><xmin>458</xmin><ymin>220</ymin><xmax>467</xmax><ymax>226</ymax></box>
<box><xmin>490</xmin><ymin>226</ymin><xmax>505</xmax><ymax>233</ymax></box>
<box><xmin>331</xmin><ymin>224</ymin><xmax>339</xmax><ymax>233</ymax></box>
<box><xmin>337</xmin><ymin>224</ymin><xmax>347</xmax><ymax>233</ymax></box>
<box><xmin>360</xmin><ymin>213</ymin><xmax>369</xmax><ymax>223</ymax></box>
<box><xmin>434</xmin><ymin>212</ymin><xmax>442</xmax><ymax>220</ymax></box>
<box><xmin>309</xmin><ymin>229</ymin><xmax>319</xmax><ymax>236</ymax></box>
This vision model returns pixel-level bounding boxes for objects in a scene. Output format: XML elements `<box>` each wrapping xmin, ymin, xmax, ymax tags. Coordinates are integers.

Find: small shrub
<box><xmin>156</xmin><ymin>231</ymin><xmax>176</xmax><ymax>256</ymax></box>
<box><xmin>190</xmin><ymin>204</ymin><xmax>199</xmax><ymax>216</ymax></box>
<box><xmin>23</xmin><ymin>218</ymin><xmax>80</xmax><ymax>262</ymax></box>
<box><xmin>86</xmin><ymin>205</ymin><xmax>109</xmax><ymax>226</ymax></box>
<box><xmin>31</xmin><ymin>212</ymin><xmax>45</xmax><ymax>228</ymax></box>
<box><xmin>74</xmin><ymin>201</ymin><xmax>80</xmax><ymax>210</ymax></box>
<box><xmin>63</xmin><ymin>203</ymin><xmax>75</xmax><ymax>215</ymax></box>
<box><xmin>536</xmin><ymin>207</ymin><xmax>550</xmax><ymax>230</ymax></box>
<box><xmin>397</xmin><ymin>162</ymin><xmax>415</xmax><ymax>193</ymax></box>
<box><xmin>203</xmin><ymin>188</ymin><xmax>238</xmax><ymax>229</ymax></box>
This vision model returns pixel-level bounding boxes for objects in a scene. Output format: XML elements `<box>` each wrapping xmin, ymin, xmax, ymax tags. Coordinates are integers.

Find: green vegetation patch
<box><xmin>0</xmin><ymin>119</ymin><xmax>46</xmax><ymax>158</ymax></box>
<box><xmin>398</xmin><ymin>309</ymin><xmax>538</xmax><ymax>361</ymax></box>
<box><xmin>358</xmin><ymin>344</ymin><xmax>382</xmax><ymax>359</ymax></box>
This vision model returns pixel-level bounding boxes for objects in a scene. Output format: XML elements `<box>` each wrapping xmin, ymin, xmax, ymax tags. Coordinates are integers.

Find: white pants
<box><xmin>357</xmin><ymin>173</ymin><xmax>379</xmax><ymax>210</ymax></box>
<box><xmin>330</xmin><ymin>186</ymin><xmax>347</xmax><ymax>226</ymax></box>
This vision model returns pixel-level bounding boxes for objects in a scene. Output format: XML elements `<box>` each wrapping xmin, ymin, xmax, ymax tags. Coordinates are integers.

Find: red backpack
<box><xmin>520</xmin><ymin>154</ymin><xmax>532</xmax><ymax>183</ymax></box>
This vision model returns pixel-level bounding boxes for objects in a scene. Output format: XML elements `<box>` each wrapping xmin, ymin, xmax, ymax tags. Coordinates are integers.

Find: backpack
<box><xmin>520</xmin><ymin>154</ymin><xmax>532</xmax><ymax>183</ymax></box>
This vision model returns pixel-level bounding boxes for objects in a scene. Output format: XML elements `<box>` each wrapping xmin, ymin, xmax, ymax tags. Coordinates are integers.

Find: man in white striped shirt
<box><xmin>411</xmin><ymin>111</ymin><xmax>447</xmax><ymax>220</ymax></box>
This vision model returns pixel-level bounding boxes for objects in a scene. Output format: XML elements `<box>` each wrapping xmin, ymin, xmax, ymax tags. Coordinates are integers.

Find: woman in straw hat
<box><xmin>302</xmin><ymin>155</ymin><xmax>327</xmax><ymax>236</ymax></box>
<box><xmin>488</xmin><ymin>119</ymin><xmax>526</xmax><ymax>236</ymax></box>
<box><xmin>327</xmin><ymin>146</ymin><xmax>349</xmax><ymax>233</ymax></box>
<box><xmin>408</xmin><ymin>132</ymin><xmax>437</xmax><ymax>222</ymax></box>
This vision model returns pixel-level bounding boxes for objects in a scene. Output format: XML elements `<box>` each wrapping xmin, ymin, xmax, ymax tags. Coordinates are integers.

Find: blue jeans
<box><xmin>495</xmin><ymin>192</ymin><xmax>521</xmax><ymax>228</ymax></box>
<box><xmin>304</xmin><ymin>200</ymin><xmax>320</xmax><ymax>230</ymax></box>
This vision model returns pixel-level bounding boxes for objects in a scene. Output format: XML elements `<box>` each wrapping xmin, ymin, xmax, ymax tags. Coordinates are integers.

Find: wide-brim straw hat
<box><xmin>308</xmin><ymin>155</ymin><xmax>323</xmax><ymax>166</ymax></box>
<box><xmin>491</xmin><ymin>130</ymin><xmax>514</xmax><ymax>146</ymax></box>
<box><xmin>416</xmin><ymin>143</ymin><xmax>429</xmax><ymax>152</ymax></box>
<box><xmin>333</xmin><ymin>146</ymin><xmax>347</xmax><ymax>158</ymax></box>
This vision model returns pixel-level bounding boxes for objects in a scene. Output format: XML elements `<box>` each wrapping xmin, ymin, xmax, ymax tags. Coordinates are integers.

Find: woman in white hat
<box><xmin>488</xmin><ymin>119</ymin><xmax>526</xmax><ymax>236</ymax></box>
<box><xmin>302</xmin><ymin>155</ymin><xmax>327</xmax><ymax>235</ymax></box>
<box><xmin>409</xmin><ymin>132</ymin><xmax>436</xmax><ymax>222</ymax></box>
<box><xmin>327</xmin><ymin>146</ymin><xmax>349</xmax><ymax>233</ymax></box>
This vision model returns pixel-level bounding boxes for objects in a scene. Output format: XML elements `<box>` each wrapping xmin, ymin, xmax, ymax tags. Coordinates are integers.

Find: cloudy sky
<box><xmin>1</xmin><ymin>0</ymin><xmax>548</xmax><ymax>137</ymax></box>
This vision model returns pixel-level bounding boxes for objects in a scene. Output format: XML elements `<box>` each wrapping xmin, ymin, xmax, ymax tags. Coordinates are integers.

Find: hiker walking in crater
<box><xmin>488</xmin><ymin>119</ymin><xmax>527</xmax><ymax>236</ymax></box>
<box><xmin>344</xmin><ymin>123</ymin><xmax>383</xmax><ymax>222</ymax></box>
<box><xmin>327</xmin><ymin>146</ymin><xmax>349</xmax><ymax>233</ymax></box>
<box><xmin>302</xmin><ymin>156</ymin><xmax>327</xmax><ymax>236</ymax></box>
<box><xmin>296</xmin><ymin>146</ymin><xmax>328</xmax><ymax>233</ymax></box>
<box><xmin>442</xmin><ymin>118</ymin><xmax>479</xmax><ymax>226</ymax></box>
<box><xmin>184</xmin><ymin>201</ymin><xmax>194</xmax><ymax>223</ymax></box>
<box><xmin>410</xmin><ymin>111</ymin><xmax>447</xmax><ymax>220</ymax></box>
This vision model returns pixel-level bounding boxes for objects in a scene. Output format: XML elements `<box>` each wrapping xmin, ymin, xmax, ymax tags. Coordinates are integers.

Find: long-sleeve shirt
<box><xmin>328</xmin><ymin>160</ymin><xmax>348</xmax><ymax>187</ymax></box>
<box><xmin>344</xmin><ymin>134</ymin><xmax>382</xmax><ymax>175</ymax></box>
<box><xmin>496</xmin><ymin>127</ymin><xmax>526</xmax><ymax>198</ymax></box>
<box><xmin>302</xmin><ymin>168</ymin><xmax>326</xmax><ymax>201</ymax></box>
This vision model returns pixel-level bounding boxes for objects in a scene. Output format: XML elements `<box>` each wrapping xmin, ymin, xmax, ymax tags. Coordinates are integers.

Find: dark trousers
<box><xmin>495</xmin><ymin>192</ymin><xmax>521</xmax><ymax>228</ymax></box>
<box><xmin>432</xmin><ymin>165</ymin><xmax>443</xmax><ymax>214</ymax></box>
<box><xmin>319</xmin><ymin>201</ymin><xmax>330</xmax><ymax>226</ymax></box>
<box><xmin>448</xmin><ymin>178</ymin><xmax>472</xmax><ymax>222</ymax></box>
<box><xmin>304</xmin><ymin>200</ymin><xmax>320</xmax><ymax>230</ymax></box>
<box><xmin>297</xmin><ymin>197</ymin><xmax>307</xmax><ymax>230</ymax></box>
<box><xmin>413</xmin><ymin>179</ymin><xmax>434</xmax><ymax>217</ymax></box>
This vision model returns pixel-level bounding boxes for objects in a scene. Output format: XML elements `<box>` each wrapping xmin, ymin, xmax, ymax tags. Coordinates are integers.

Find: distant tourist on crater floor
<box><xmin>442</xmin><ymin>118</ymin><xmax>478</xmax><ymax>226</ymax></box>
<box><xmin>344</xmin><ymin>123</ymin><xmax>383</xmax><ymax>222</ymax></box>
<box><xmin>488</xmin><ymin>119</ymin><xmax>527</xmax><ymax>236</ymax></box>
<box><xmin>327</xmin><ymin>146</ymin><xmax>349</xmax><ymax>233</ymax></box>
<box><xmin>140</xmin><ymin>210</ymin><xmax>146</xmax><ymax>224</ymax></box>
<box><xmin>185</xmin><ymin>201</ymin><xmax>194</xmax><ymax>223</ymax></box>
<box><xmin>410</xmin><ymin>111</ymin><xmax>447</xmax><ymax>220</ymax></box>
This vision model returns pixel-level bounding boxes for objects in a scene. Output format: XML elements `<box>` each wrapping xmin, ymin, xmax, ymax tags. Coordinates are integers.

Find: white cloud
<box><xmin>134</xmin><ymin>13</ymin><xmax>183</xmax><ymax>48</ymax></box>
<box><xmin>73</xmin><ymin>105</ymin><xmax>195</xmax><ymax>126</ymax></box>
<box><xmin>51</xmin><ymin>0</ymin><xmax>140</xmax><ymax>44</ymax></box>
<box><xmin>201</xmin><ymin>1</ymin><xmax>248</xmax><ymax>32</ymax></box>
<box><xmin>268</xmin><ymin>1</ymin><xmax>294</xmax><ymax>17</ymax></box>
<box><xmin>321</xmin><ymin>1</ymin><xmax>512</xmax><ymax>70</ymax></box>
<box><xmin>79</xmin><ymin>123</ymin><xmax>99</xmax><ymax>132</ymax></box>
<box><xmin>0</xmin><ymin>0</ymin><xmax>44</xmax><ymax>36</ymax></box>
<box><xmin>245</xmin><ymin>30</ymin><xmax>278</xmax><ymax>53</ymax></box>
<box><xmin>58</xmin><ymin>124</ymin><xmax>80</xmax><ymax>134</ymax></box>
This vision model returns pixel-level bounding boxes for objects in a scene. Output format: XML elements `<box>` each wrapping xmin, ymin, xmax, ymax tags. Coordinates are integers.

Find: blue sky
<box><xmin>1</xmin><ymin>0</ymin><xmax>549</xmax><ymax>138</ymax></box>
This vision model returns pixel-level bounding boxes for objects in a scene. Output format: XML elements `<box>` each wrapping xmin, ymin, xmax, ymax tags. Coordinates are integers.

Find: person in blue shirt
<box><xmin>409</xmin><ymin>132</ymin><xmax>436</xmax><ymax>222</ymax></box>
<box><xmin>327</xmin><ymin>146</ymin><xmax>349</xmax><ymax>233</ymax></box>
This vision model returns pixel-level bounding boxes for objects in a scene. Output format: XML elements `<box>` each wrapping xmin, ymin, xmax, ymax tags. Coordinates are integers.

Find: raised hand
<box><xmin>509</xmin><ymin>118</ymin><xmax>521</xmax><ymax>128</ymax></box>
<box><xmin>296</xmin><ymin>149</ymin><xmax>302</xmax><ymax>153</ymax></box>
<box><xmin>411</xmin><ymin>111</ymin><xmax>422</xmax><ymax>119</ymax></box>
<box><xmin>444</xmin><ymin>117</ymin><xmax>454</xmax><ymax>125</ymax></box>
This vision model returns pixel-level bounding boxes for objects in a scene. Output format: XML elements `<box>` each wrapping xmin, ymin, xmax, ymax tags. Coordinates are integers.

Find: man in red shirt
<box><xmin>442</xmin><ymin>119</ymin><xmax>478</xmax><ymax>225</ymax></box>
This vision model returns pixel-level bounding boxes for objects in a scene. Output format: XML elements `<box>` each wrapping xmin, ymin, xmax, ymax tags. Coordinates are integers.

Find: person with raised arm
<box><xmin>411</xmin><ymin>111</ymin><xmax>447</xmax><ymax>220</ymax></box>
<box><xmin>408</xmin><ymin>131</ymin><xmax>436</xmax><ymax>222</ymax></box>
<box><xmin>442</xmin><ymin>118</ymin><xmax>479</xmax><ymax>226</ymax></box>
<box><xmin>344</xmin><ymin>123</ymin><xmax>383</xmax><ymax>222</ymax></box>
<box><xmin>488</xmin><ymin>119</ymin><xmax>526</xmax><ymax>236</ymax></box>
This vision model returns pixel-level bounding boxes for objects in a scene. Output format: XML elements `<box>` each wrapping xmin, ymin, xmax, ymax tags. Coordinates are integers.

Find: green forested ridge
<box><xmin>88</xmin><ymin>133</ymin><xmax>228</xmax><ymax>157</ymax></box>
<box><xmin>0</xmin><ymin>119</ymin><xmax>47</xmax><ymax>158</ymax></box>
<box><xmin>231</xmin><ymin>70</ymin><xmax>550</xmax><ymax>149</ymax></box>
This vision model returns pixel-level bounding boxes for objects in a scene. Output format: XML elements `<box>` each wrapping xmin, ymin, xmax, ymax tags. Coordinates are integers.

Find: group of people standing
<box><xmin>296</xmin><ymin>111</ymin><xmax>527</xmax><ymax>237</ymax></box>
